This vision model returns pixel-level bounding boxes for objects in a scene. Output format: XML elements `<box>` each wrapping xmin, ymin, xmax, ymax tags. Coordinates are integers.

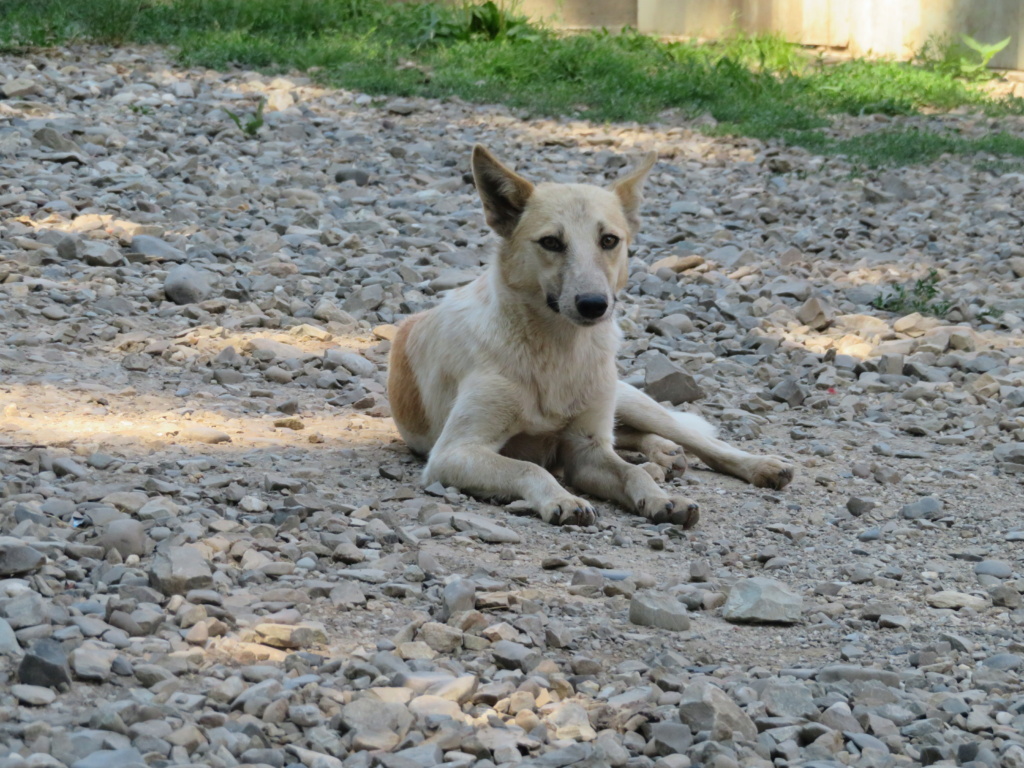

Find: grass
<box><xmin>871</xmin><ymin>269</ymin><xmax>953</xmax><ymax>318</ymax></box>
<box><xmin>3</xmin><ymin>0</ymin><xmax>1024</xmax><ymax>167</ymax></box>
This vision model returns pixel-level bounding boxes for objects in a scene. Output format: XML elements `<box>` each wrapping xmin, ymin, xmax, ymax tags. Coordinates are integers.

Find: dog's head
<box><xmin>471</xmin><ymin>144</ymin><xmax>656</xmax><ymax>327</ymax></box>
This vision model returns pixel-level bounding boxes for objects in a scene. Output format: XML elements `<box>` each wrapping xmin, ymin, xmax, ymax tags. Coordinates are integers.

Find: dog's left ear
<box><xmin>611</xmin><ymin>151</ymin><xmax>657</xmax><ymax>237</ymax></box>
<box><xmin>472</xmin><ymin>144</ymin><xmax>535</xmax><ymax>239</ymax></box>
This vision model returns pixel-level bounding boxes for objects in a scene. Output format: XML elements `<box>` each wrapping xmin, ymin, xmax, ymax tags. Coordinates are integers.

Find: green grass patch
<box><xmin>4</xmin><ymin>0</ymin><xmax>1024</xmax><ymax>167</ymax></box>
<box><xmin>871</xmin><ymin>269</ymin><xmax>953</xmax><ymax>318</ymax></box>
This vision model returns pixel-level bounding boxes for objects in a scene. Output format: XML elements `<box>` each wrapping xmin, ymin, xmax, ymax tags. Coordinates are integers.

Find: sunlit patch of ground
<box><xmin>0</xmin><ymin>382</ymin><xmax>398</xmax><ymax>452</ymax></box>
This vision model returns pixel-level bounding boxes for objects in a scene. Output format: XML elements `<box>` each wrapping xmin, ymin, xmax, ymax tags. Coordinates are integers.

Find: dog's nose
<box><xmin>575</xmin><ymin>293</ymin><xmax>608</xmax><ymax>320</ymax></box>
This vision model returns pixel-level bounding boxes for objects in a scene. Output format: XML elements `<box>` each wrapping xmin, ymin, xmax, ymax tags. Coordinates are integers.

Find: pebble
<box><xmin>721</xmin><ymin>577</ymin><xmax>803</xmax><ymax>624</ymax></box>
<box><xmin>628</xmin><ymin>590</ymin><xmax>691</xmax><ymax>631</ymax></box>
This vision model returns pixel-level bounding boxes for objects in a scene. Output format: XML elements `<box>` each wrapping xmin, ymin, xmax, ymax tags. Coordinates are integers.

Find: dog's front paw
<box><xmin>749</xmin><ymin>457</ymin><xmax>795</xmax><ymax>490</ymax></box>
<box><xmin>639</xmin><ymin>495</ymin><xmax>700</xmax><ymax>529</ymax></box>
<box><xmin>537</xmin><ymin>495</ymin><xmax>597</xmax><ymax>526</ymax></box>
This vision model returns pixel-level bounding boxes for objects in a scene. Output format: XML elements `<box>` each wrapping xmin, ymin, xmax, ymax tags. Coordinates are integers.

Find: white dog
<box><xmin>387</xmin><ymin>146</ymin><xmax>793</xmax><ymax>526</ymax></box>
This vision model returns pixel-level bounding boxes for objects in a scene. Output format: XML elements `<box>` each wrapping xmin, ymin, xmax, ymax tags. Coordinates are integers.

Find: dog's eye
<box><xmin>600</xmin><ymin>234</ymin><xmax>620</xmax><ymax>250</ymax></box>
<box><xmin>538</xmin><ymin>236</ymin><xmax>565</xmax><ymax>252</ymax></box>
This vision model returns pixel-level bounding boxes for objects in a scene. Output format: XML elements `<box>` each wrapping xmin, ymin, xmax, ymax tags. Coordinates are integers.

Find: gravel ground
<box><xmin>1</xmin><ymin>44</ymin><xmax>1024</xmax><ymax>768</ymax></box>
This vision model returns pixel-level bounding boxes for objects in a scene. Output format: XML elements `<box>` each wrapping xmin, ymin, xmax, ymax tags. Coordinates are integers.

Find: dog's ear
<box><xmin>472</xmin><ymin>145</ymin><xmax>534</xmax><ymax>239</ymax></box>
<box><xmin>611</xmin><ymin>151</ymin><xmax>657</xmax><ymax>236</ymax></box>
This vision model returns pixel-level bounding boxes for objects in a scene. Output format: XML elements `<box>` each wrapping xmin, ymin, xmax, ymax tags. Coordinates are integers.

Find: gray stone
<box><xmin>12</xmin><ymin>683</ymin><xmax>57</xmax><ymax>705</ymax></box>
<box><xmin>629</xmin><ymin>591</ymin><xmax>691</xmax><ymax>631</ymax></box>
<box><xmin>975</xmin><ymin>560</ymin><xmax>1012</xmax><ymax>579</ymax></box>
<box><xmin>816</xmin><ymin>665</ymin><xmax>900</xmax><ymax>686</ymax></box>
<box><xmin>70</xmin><ymin>749</ymin><xmax>147</xmax><ymax>768</ymax></box>
<box><xmin>439</xmin><ymin>578</ymin><xmax>475</xmax><ymax>622</ymax></box>
<box><xmin>99</xmin><ymin>519</ymin><xmax>149</xmax><ymax>558</ymax></box>
<box><xmin>81</xmin><ymin>241</ymin><xmax>124</xmax><ymax>267</ymax></box>
<box><xmin>3</xmin><ymin>591</ymin><xmax>48</xmax><ymax>628</ymax></box>
<box><xmin>341</xmin><ymin>697</ymin><xmax>414</xmax><ymax>751</ymax></box>
<box><xmin>70</xmin><ymin>645</ymin><xmax>117</xmax><ymax>681</ymax></box>
<box><xmin>722</xmin><ymin>577</ymin><xmax>803</xmax><ymax>624</ymax></box>
<box><xmin>648</xmin><ymin>722</ymin><xmax>694</xmax><ymax>756</ymax></box>
<box><xmin>678</xmin><ymin>680</ymin><xmax>757</xmax><ymax>741</ymax></box>
<box><xmin>491</xmin><ymin>640</ymin><xmax>541</xmax><ymax>671</ymax></box>
<box><xmin>18</xmin><ymin>639</ymin><xmax>72</xmax><ymax>689</ymax></box>
<box><xmin>164</xmin><ymin>264</ymin><xmax>212</xmax><ymax>305</ymax></box>
<box><xmin>846</xmin><ymin>497</ymin><xmax>877</xmax><ymax>517</ymax></box>
<box><xmin>149</xmin><ymin>546</ymin><xmax>213</xmax><ymax>595</ymax></box>
<box><xmin>770</xmin><ymin>378</ymin><xmax>807</xmax><ymax>407</ymax></box>
<box><xmin>900</xmin><ymin>496</ymin><xmax>943</xmax><ymax>520</ymax></box>
<box><xmin>446</xmin><ymin>512</ymin><xmax>521</xmax><ymax>544</ymax></box>
<box><xmin>0</xmin><ymin>617</ymin><xmax>20</xmax><ymax>655</ymax></box>
<box><xmin>0</xmin><ymin>544</ymin><xmax>45</xmax><ymax>576</ymax></box>
<box><xmin>981</xmin><ymin>653</ymin><xmax>1021</xmax><ymax>670</ymax></box>
<box><xmin>335</xmin><ymin>167</ymin><xmax>371</xmax><ymax>186</ymax></box>
<box><xmin>129</xmin><ymin>235</ymin><xmax>186</xmax><ymax>262</ymax></box>
<box><xmin>644</xmin><ymin>354</ymin><xmax>704</xmax><ymax>404</ymax></box>
<box><xmin>758</xmin><ymin>679</ymin><xmax>818</xmax><ymax>720</ymax></box>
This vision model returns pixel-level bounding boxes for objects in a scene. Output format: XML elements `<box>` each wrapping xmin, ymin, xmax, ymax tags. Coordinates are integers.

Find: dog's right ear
<box><xmin>471</xmin><ymin>145</ymin><xmax>534</xmax><ymax>239</ymax></box>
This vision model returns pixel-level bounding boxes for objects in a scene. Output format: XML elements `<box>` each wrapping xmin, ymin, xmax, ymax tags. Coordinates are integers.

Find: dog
<box><xmin>387</xmin><ymin>145</ymin><xmax>794</xmax><ymax>527</ymax></box>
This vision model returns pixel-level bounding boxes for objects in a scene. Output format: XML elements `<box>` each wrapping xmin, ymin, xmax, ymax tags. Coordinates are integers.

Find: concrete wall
<box><xmin>508</xmin><ymin>0</ymin><xmax>1024</xmax><ymax>69</ymax></box>
<box><xmin>516</xmin><ymin>0</ymin><xmax>636</xmax><ymax>29</ymax></box>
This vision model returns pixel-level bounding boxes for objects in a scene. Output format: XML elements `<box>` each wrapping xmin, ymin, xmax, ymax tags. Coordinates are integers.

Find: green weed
<box><xmin>871</xmin><ymin>269</ymin><xmax>953</xmax><ymax>317</ymax></box>
<box><xmin>915</xmin><ymin>33</ymin><xmax>1011</xmax><ymax>82</ymax></box>
<box><xmin>224</xmin><ymin>97</ymin><xmax>266</xmax><ymax>137</ymax></box>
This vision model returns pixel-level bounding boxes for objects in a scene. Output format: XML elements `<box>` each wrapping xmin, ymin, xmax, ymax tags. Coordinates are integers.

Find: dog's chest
<box><xmin>518</xmin><ymin>344</ymin><xmax>614</xmax><ymax>432</ymax></box>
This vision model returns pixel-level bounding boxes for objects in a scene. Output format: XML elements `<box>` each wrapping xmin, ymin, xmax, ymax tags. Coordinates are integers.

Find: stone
<box><xmin>445</xmin><ymin>512</ymin><xmax>521</xmax><ymax>544</ymax></box>
<box><xmin>629</xmin><ymin>591</ymin><xmax>690</xmax><ymax>631</ymax></box>
<box><xmin>149</xmin><ymin>546</ymin><xmax>214</xmax><ymax>595</ymax></box>
<box><xmin>335</xmin><ymin>167</ymin><xmax>371</xmax><ymax>186</ymax></box>
<box><xmin>900</xmin><ymin>496</ymin><xmax>943</xmax><ymax>520</ymax></box>
<box><xmin>722</xmin><ymin>577</ymin><xmax>803</xmax><ymax>624</ymax></box>
<box><xmin>678</xmin><ymin>681</ymin><xmax>757</xmax><ymax>741</ymax></box>
<box><xmin>927</xmin><ymin>591</ymin><xmax>988</xmax><ymax>611</ymax></box>
<box><xmin>70</xmin><ymin>645</ymin><xmax>117</xmax><ymax>682</ymax></box>
<box><xmin>644</xmin><ymin>354</ymin><xmax>704</xmax><ymax>404</ymax></box>
<box><xmin>254</xmin><ymin>622</ymin><xmax>328</xmax><ymax>649</ymax></box>
<box><xmin>164</xmin><ymin>265</ymin><xmax>212</xmax><ymax>305</ymax></box>
<box><xmin>491</xmin><ymin>640</ymin><xmax>541</xmax><ymax>671</ymax></box>
<box><xmin>341</xmin><ymin>696</ymin><xmax>414</xmax><ymax>751</ymax></box>
<box><xmin>129</xmin><ymin>235</ymin><xmax>186</xmax><ymax>262</ymax></box>
<box><xmin>846</xmin><ymin>497</ymin><xmax>877</xmax><ymax>517</ymax></box>
<box><xmin>99</xmin><ymin>519</ymin><xmax>149</xmax><ymax>558</ymax></box>
<box><xmin>18</xmin><ymin>639</ymin><xmax>72</xmax><ymax>690</ymax></box>
<box><xmin>770</xmin><ymin>378</ymin><xmax>807</xmax><ymax>407</ymax></box>
<box><xmin>648</xmin><ymin>722</ymin><xmax>694</xmax><ymax>757</ymax></box>
<box><xmin>0</xmin><ymin>544</ymin><xmax>45</xmax><ymax>576</ymax></box>
<box><xmin>12</xmin><ymin>683</ymin><xmax>57</xmax><ymax>706</ymax></box>
<box><xmin>70</xmin><ymin>749</ymin><xmax>146</xmax><ymax>768</ymax></box>
<box><xmin>758</xmin><ymin>679</ymin><xmax>818</xmax><ymax>720</ymax></box>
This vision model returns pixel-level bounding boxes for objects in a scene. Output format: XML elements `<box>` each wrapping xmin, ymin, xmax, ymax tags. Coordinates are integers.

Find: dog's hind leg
<box><xmin>614</xmin><ymin>381</ymin><xmax>795</xmax><ymax>489</ymax></box>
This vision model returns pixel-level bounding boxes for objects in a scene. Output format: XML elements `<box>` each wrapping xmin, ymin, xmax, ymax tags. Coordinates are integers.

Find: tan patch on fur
<box><xmin>388</xmin><ymin>315</ymin><xmax>430</xmax><ymax>437</ymax></box>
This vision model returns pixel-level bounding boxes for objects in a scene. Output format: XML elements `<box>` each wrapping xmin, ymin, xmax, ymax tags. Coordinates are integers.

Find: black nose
<box><xmin>575</xmin><ymin>293</ymin><xmax>608</xmax><ymax>320</ymax></box>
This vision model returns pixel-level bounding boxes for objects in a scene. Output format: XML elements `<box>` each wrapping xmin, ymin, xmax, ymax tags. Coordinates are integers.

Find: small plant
<box><xmin>871</xmin><ymin>269</ymin><xmax>953</xmax><ymax>317</ymax></box>
<box><xmin>224</xmin><ymin>97</ymin><xmax>265</xmax><ymax>137</ymax></box>
<box><xmin>915</xmin><ymin>34</ymin><xmax>1011</xmax><ymax>82</ymax></box>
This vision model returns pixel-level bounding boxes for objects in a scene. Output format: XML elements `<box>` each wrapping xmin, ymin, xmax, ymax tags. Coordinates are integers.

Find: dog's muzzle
<box><xmin>546</xmin><ymin>294</ymin><xmax>560</xmax><ymax>314</ymax></box>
